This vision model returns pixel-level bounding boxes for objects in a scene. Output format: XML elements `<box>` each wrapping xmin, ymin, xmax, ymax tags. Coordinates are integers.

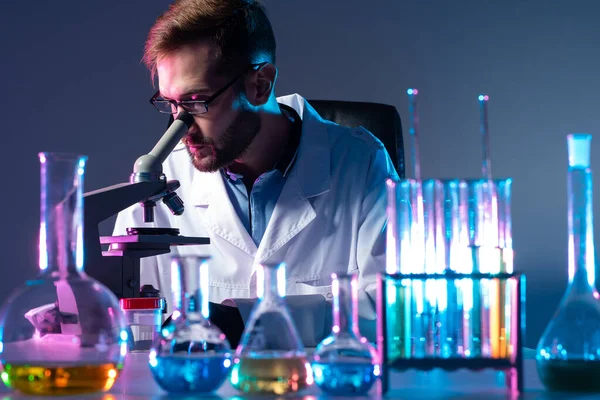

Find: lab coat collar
<box><xmin>277</xmin><ymin>93</ymin><xmax>331</xmax><ymax>198</ymax></box>
<box><xmin>187</xmin><ymin>94</ymin><xmax>330</xmax><ymax>261</ymax></box>
<box><xmin>190</xmin><ymin>93</ymin><xmax>331</xmax><ymax>206</ymax></box>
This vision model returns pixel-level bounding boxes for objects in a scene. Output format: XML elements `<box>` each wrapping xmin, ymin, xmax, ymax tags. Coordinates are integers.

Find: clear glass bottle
<box><xmin>312</xmin><ymin>272</ymin><xmax>379</xmax><ymax>395</ymax></box>
<box><xmin>231</xmin><ymin>262</ymin><xmax>312</xmax><ymax>395</ymax></box>
<box><xmin>149</xmin><ymin>256</ymin><xmax>231</xmax><ymax>393</ymax></box>
<box><xmin>536</xmin><ymin>134</ymin><xmax>600</xmax><ymax>392</ymax></box>
<box><xmin>120</xmin><ymin>296</ymin><xmax>164</xmax><ymax>352</ymax></box>
<box><xmin>0</xmin><ymin>153</ymin><xmax>128</xmax><ymax>396</ymax></box>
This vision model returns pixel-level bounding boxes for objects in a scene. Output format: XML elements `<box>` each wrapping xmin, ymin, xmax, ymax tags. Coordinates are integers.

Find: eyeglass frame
<box><xmin>149</xmin><ymin>61</ymin><xmax>269</xmax><ymax>115</ymax></box>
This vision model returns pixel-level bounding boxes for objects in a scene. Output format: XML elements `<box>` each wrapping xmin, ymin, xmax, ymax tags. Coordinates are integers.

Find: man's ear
<box><xmin>245</xmin><ymin>63</ymin><xmax>277</xmax><ymax>106</ymax></box>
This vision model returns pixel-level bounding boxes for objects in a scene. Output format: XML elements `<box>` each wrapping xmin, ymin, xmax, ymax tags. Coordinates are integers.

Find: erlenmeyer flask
<box><xmin>536</xmin><ymin>134</ymin><xmax>600</xmax><ymax>392</ymax></box>
<box><xmin>230</xmin><ymin>262</ymin><xmax>312</xmax><ymax>395</ymax></box>
<box><xmin>312</xmin><ymin>273</ymin><xmax>379</xmax><ymax>395</ymax></box>
<box><xmin>0</xmin><ymin>153</ymin><xmax>128</xmax><ymax>396</ymax></box>
<box><xmin>149</xmin><ymin>256</ymin><xmax>231</xmax><ymax>393</ymax></box>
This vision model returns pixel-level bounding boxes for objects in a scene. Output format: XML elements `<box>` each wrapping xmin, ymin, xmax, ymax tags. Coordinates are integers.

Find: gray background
<box><xmin>2</xmin><ymin>0</ymin><xmax>598</xmax><ymax>347</ymax></box>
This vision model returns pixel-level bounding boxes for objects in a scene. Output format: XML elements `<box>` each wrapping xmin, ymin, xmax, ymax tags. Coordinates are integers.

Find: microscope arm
<box><xmin>84</xmin><ymin>181</ymin><xmax>168</xmax><ymax>223</ymax></box>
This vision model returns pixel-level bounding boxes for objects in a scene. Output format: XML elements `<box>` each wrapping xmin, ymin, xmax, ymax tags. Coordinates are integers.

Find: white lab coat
<box><xmin>113</xmin><ymin>93</ymin><xmax>399</xmax><ymax>320</ymax></box>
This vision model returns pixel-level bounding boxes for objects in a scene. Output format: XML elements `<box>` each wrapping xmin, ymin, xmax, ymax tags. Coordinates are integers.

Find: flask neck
<box><xmin>171</xmin><ymin>257</ymin><xmax>210</xmax><ymax>321</ymax></box>
<box><xmin>38</xmin><ymin>153</ymin><xmax>87</xmax><ymax>278</ymax></box>
<box><xmin>568</xmin><ymin>166</ymin><xmax>597</xmax><ymax>292</ymax></box>
<box><xmin>257</xmin><ymin>263</ymin><xmax>285</xmax><ymax>301</ymax></box>
<box><xmin>332</xmin><ymin>275</ymin><xmax>360</xmax><ymax>338</ymax></box>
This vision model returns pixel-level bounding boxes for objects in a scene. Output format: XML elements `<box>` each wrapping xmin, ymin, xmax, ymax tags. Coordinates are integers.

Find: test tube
<box><xmin>441</xmin><ymin>179</ymin><xmax>470</xmax><ymax>357</ymax></box>
<box><xmin>410</xmin><ymin>179</ymin><xmax>428</xmax><ymax>358</ymax></box>
<box><xmin>385</xmin><ymin>178</ymin><xmax>413</xmax><ymax>360</ymax></box>
<box><xmin>433</xmin><ymin>180</ymin><xmax>448</xmax><ymax>358</ymax></box>
<box><xmin>478</xmin><ymin>94</ymin><xmax>514</xmax><ymax>359</ymax></box>
<box><xmin>405</xmin><ymin>89</ymin><xmax>426</xmax><ymax>358</ymax></box>
<box><xmin>466</xmin><ymin>180</ymin><xmax>485</xmax><ymax>357</ymax></box>
<box><xmin>386</xmin><ymin>178</ymin><xmax>415</xmax><ymax>275</ymax></box>
<box><xmin>423</xmin><ymin>180</ymin><xmax>445</xmax><ymax>357</ymax></box>
<box><xmin>454</xmin><ymin>180</ymin><xmax>472</xmax><ymax>357</ymax></box>
<box><xmin>496</xmin><ymin>178</ymin><xmax>513</xmax><ymax>358</ymax></box>
<box><xmin>501</xmin><ymin>179</ymin><xmax>514</xmax><ymax>359</ymax></box>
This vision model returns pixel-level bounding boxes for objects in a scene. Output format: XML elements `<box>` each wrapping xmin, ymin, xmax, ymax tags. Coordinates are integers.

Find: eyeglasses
<box><xmin>149</xmin><ymin>62</ymin><xmax>268</xmax><ymax>115</ymax></box>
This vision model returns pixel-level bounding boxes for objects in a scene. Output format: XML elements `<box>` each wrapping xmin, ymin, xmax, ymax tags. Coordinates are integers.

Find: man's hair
<box><xmin>143</xmin><ymin>0</ymin><xmax>276</xmax><ymax>81</ymax></box>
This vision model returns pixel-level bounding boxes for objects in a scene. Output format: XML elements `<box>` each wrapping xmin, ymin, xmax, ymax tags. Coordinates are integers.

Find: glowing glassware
<box><xmin>464</xmin><ymin>178</ymin><xmax>513</xmax><ymax>359</ymax></box>
<box><xmin>440</xmin><ymin>179</ymin><xmax>470</xmax><ymax>357</ymax></box>
<box><xmin>466</xmin><ymin>179</ymin><xmax>489</xmax><ymax>358</ymax></box>
<box><xmin>149</xmin><ymin>256</ymin><xmax>231</xmax><ymax>393</ymax></box>
<box><xmin>312</xmin><ymin>272</ymin><xmax>379</xmax><ymax>395</ymax></box>
<box><xmin>231</xmin><ymin>263</ymin><xmax>312</xmax><ymax>395</ymax></box>
<box><xmin>494</xmin><ymin>178</ymin><xmax>513</xmax><ymax>360</ymax></box>
<box><xmin>536</xmin><ymin>133</ymin><xmax>600</xmax><ymax>392</ymax></box>
<box><xmin>385</xmin><ymin>176</ymin><xmax>513</xmax><ymax>360</ymax></box>
<box><xmin>0</xmin><ymin>153</ymin><xmax>128</xmax><ymax>396</ymax></box>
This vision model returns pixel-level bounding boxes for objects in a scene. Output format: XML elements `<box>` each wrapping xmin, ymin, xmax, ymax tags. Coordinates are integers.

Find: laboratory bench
<box><xmin>0</xmin><ymin>348</ymin><xmax>596</xmax><ymax>399</ymax></box>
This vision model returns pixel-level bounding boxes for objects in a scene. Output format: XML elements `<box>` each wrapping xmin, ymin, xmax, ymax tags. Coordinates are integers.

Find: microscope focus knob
<box><xmin>163</xmin><ymin>192</ymin><xmax>184</xmax><ymax>216</ymax></box>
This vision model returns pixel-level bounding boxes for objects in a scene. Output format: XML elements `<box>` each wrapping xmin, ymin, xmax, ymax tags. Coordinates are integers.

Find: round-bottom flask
<box><xmin>149</xmin><ymin>256</ymin><xmax>231</xmax><ymax>393</ymax></box>
<box><xmin>0</xmin><ymin>153</ymin><xmax>128</xmax><ymax>396</ymax></box>
<box><xmin>231</xmin><ymin>263</ymin><xmax>312</xmax><ymax>395</ymax></box>
<box><xmin>312</xmin><ymin>273</ymin><xmax>379</xmax><ymax>395</ymax></box>
<box><xmin>536</xmin><ymin>134</ymin><xmax>600</xmax><ymax>392</ymax></box>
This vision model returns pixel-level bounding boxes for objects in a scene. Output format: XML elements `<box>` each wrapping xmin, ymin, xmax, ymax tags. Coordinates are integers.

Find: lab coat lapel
<box><xmin>256</xmin><ymin>96</ymin><xmax>331</xmax><ymax>263</ymax></box>
<box><xmin>190</xmin><ymin>169</ymin><xmax>257</xmax><ymax>258</ymax></box>
<box><xmin>255</xmin><ymin>173</ymin><xmax>315</xmax><ymax>263</ymax></box>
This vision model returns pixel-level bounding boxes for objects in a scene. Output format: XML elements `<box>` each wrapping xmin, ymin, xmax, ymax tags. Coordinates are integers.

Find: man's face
<box><xmin>156</xmin><ymin>41</ymin><xmax>261</xmax><ymax>172</ymax></box>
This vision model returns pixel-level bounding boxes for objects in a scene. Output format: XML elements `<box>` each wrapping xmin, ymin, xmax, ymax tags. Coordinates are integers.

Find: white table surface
<box><xmin>0</xmin><ymin>348</ymin><xmax>598</xmax><ymax>399</ymax></box>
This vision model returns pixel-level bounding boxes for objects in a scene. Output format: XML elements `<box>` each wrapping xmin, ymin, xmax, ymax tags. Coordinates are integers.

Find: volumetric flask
<box><xmin>149</xmin><ymin>256</ymin><xmax>231</xmax><ymax>393</ymax></box>
<box><xmin>536</xmin><ymin>134</ymin><xmax>600</xmax><ymax>392</ymax></box>
<box><xmin>0</xmin><ymin>153</ymin><xmax>128</xmax><ymax>396</ymax></box>
<box><xmin>231</xmin><ymin>262</ymin><xmax>312</xmax><ymax>395</ymax></box>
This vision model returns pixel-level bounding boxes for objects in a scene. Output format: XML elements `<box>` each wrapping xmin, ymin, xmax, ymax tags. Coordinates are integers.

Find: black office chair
<box><xmin>309</xmin><ymin>99</ymin><xmax>405</xmax><ymax>178</ymax></box>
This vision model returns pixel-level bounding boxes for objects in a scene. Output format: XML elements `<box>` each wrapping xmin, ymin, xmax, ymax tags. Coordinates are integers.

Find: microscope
<box><xmin>82</xmin><ymin>111</ymin><xmax>209</xmax><ymax>299</ymax></box>
<box><xmin>78</xmin><ymin>112</ymin><xmax>347</xmax><ymax>348</ymax></box>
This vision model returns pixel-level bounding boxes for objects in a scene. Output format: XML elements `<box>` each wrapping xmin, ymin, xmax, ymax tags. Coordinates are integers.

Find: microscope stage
<box><xmin>100</xmin><ymin>234</ymin><xmax>209</xmax><ymax>257</ymax></box>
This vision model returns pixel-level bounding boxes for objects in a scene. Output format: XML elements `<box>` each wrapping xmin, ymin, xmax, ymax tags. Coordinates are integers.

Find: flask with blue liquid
<box><xmin>149</xmin><ymin>256</ymin><xmax>231</xmax><ymax>393</ymax></box>
<box><xmin>312</xmin><ymin>272</ymin><xmax>380</xmax><ymax>395</ymax></box>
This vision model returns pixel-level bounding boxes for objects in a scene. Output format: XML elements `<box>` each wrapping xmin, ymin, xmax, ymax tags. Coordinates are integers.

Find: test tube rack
<box><xmin>376</xmin><ymin>272</ymin><xmax>525</xmax><ymax>394</ymax></box>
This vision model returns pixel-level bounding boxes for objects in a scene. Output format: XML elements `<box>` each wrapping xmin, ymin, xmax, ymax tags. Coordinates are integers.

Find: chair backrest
<box><xmin>167</xmin><ymin>99</ymin><xmax>405</xmax><ymax>177</ymax></box>
<box><xmin>308</xmin><ymin>99</ymin><xmax>405</xmax><ymax>178</ymax></box>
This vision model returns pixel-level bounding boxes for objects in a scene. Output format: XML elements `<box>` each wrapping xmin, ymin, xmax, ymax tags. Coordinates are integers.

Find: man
<box><xmin>113</xmin><ymin>0</ymin><xmax>398</xmax><ymax>325</ymax></box>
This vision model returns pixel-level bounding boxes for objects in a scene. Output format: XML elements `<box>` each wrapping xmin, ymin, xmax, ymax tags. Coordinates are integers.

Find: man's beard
<box><xmin>185</xmin><ymin>109</ymin><xmax>261</xmax><ymax>173</ymax></box>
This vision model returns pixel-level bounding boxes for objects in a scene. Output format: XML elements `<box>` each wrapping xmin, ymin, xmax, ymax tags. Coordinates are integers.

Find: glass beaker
<box><xmin>148</xmin><ymin>256</ymin><xmax>231</xmax><ymax>393</ymax></box>
<box><xmin>0</xmin><ymin>153</ymin><xmax>128</xmax><ymax>396</ymax></box>
<box><xmin>536</xmin><ymin>133</ymin><xmax>600</xmax><ymax>392</ymax></box>
<box><xmin>312</xmin><ymin>272</ymin><xmax>379</xmax><ymax>395</ymax></box>
<box><xmin>230</xmin><ymin>262</ymin><xmax>312</xmax><ymax>395</ymax></box>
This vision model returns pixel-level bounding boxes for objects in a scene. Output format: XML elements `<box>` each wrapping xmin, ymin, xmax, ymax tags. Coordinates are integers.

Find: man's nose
<box><xmin>174</xmin><ymin>105</ymin><xmax>186</xmax><ymax>117</ymax></box>
<box><xmin>182</xmin><ymin>120</ymin><xmax>200</xmax><ymax>139</ymax></box>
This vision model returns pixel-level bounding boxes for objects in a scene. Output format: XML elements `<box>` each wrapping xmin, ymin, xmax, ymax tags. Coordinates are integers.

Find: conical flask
<box><xmin>230</xmin><ymin>262</ymin><xmax>312</xmax><ymax>395</ymax></box>
<box><xmin>0</xmin><ymin>153</ymin><xmax>128</xmax><ymax>396</ymax></box>
<box><xmin>149</xmin><ymin>256</ymin><xmax>231</xmax><ymax>393</ymax></box>
<box><xmin>312</xmin><ymin>272</ymin><xmax>379</xmax><ymax>395</ymax></box>
<box><xmin>536</xmin><ymin>134</ymin><xmax>600</xmax><ymax>392</ymax></box>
